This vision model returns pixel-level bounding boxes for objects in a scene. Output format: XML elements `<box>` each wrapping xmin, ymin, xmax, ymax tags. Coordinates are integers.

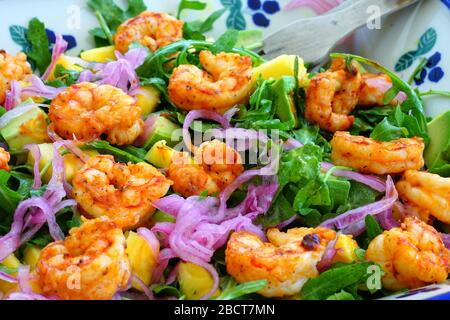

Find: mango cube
<box><xmin>23</xmin><ymin>245</ymin><xmax>42</xmax><ymax>270</ymax></box>
<box><xmin>126</xmin><ymin>231</ymin><xmax>159</xmax><ymax>290</ymax></box>
<box><xmin>178</xmin><ymin>262</ymin><xmax>220</xmax><ymax>299</ymax></box>
<box><xmin>135</xmin><ymin>86</ymin><xmax>161</xmax><ymax>117</ymax></box>
<box><xmin>80</xmin><ymin>45</ymin><xmax>116</xmax><ymax>63</ymax></box>
<box><xmin>333</xmin><ymin>234</ymin><xmax>359</xmax><ymax>264</ymax></box>
<box><xmin>252</xmin><ymin>55</ymin><xmax>309</xmax><ymax>87</ymax></box>
<box><xmin>0</xmin><ymin>254</ymin><xmax>20</xmax><ymax>294</ymax></box>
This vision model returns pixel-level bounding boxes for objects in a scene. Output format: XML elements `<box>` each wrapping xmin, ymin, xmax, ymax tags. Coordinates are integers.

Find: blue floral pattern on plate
<box><xmin>414</xmin><ymin>51</ymin><xmax>445</xmax><ymax>85</ymax></box>
<box><xmin>247</xmin><ymin>0</ymin><xmax>281</xmax><ymax>27</ymax></box>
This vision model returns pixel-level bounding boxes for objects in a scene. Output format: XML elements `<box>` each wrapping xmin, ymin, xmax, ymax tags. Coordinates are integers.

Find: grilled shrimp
<box><xmin>49</xmin><ymin>82</ymin><xmax>144</xmax><ymax>145</ymax></box>
<box><xmin>168</xmin><ymin>140</ymin><xmax>244</xmax><ymax>197</ymax></box>
<box><xmin>396</xmin><ymin>170</ymin><xmax>450</xmax><ymax>224</ymax></box>
<box><xmin>305</xmin><ymin>59</ymin><xmax>361</xmax><ymax>132</ymax></box>
<box><xmin>0</xmin><ymin>50</ymin><xmax>32</xmax><ymax>104</ymax></box>
<box><xmin>72</xmin><ymin>155</ymin><xmax>171</xmax><ymax>229</ymax></box>
<box><xmin>0</xmin><ymin>147</ymin><xmax>10</xmax><ymax>171</ymax></box>
<box><xmin>114</xmin><ymin>11</ymin><xmax>183</xmax><ymax>54</ymax></box>
<box><xmin>36</xmin><ymin>217</ymin><xmax>131</xmax><ymax>300</ymax></box>
<box><xmin>225</xmin><ymin>227</ymin><xmax>336</xmax><ymax>298</ymax></box>
<box><xmin>168</xmin><ymin>50</ymin><xmax>253</xmax><ymax>113</ymax></box>
<box><xmin>306</xmin><ymin>58</ymin><xmax>403</xmax><ymax>132</ymax></box>
<box><xmin>331</xmin><ymin>131</ymin><xmax>425</xmax><ymax>175</ymax></box>
<box><xmin>366</xmin><ymin>217</ymin><xmax>449</xmax><ymax>291</ymax></box>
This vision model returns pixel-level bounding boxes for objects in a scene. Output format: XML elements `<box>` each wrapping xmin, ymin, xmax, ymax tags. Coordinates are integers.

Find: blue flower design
<box><xmin>414</xmin><ymin>68</ymin><xmax>427</xmax><ymax>86</ymax></box>
<box><xmin>262</xmin><ymin>1</ymin><xmax>280</xmax><ymax>14</ymax></box>
<box><xmin>247</xmin><ymin>0</ymin><xmax>280</xmax><ymax>27</ymax></box>
<box><xmin>46</xmin><ymin>29</ymin><xmax>77</xmax><ymax>51</ymax></box>
<box><xmin>428</xmin><ymin>67</ymin><xmax>444</xmax><ymax>83</ymax></box>
<box><xmin>252</xmin><ymin>12</ymin><xmax>270</xmax><ymax>27</ymax></box>
<box><xmin>413</xmin><ymin>51</ymin><xmax>444</xmax><ymax>86</ymax></box>
<box><xmin>248</xmin><ymin>0</ymin><xmax>261</xmax><ymax>10</ymax></box>
<box><xmin>426</xmin><ymin>52</ymin><xmax>441</xmax><ymax>68</ymax></box>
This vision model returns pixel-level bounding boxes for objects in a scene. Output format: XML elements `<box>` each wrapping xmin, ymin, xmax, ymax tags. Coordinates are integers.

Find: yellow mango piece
<box><xmin>47</xmin><ymin>54</ymin><xmax>83</xmax><ymax>81</ymax></box>
<box><xmin>252</xmin><ymin>55</ymin><xmax>309</xmax><ymax>86</ymax></box>
<box><xmin>23</xmin><ymin>245</ymin><xmax>42</xmax><ymax>271</ymax></box>
<box><xmin>126</xmin><ymin>231</ymin><xmax>159</xmax><ymax>290</ymax></box>
<box><xmin>26</xmin><ymin>143</ymin><xmax>98</xmax><ymax>184</ymax></box>
<box><xmin>0</xmin><ymin>254</ymin><xmax>20</xmax><ymax>294</ymax></box>
<box><xmin>80</xmin><ymin>45</ymin><xmax>116</xmax><ymax>63</ymax></box>
<box><xmin>135</xmin><ymin>86</ymin><xmax>161</xmax><ymax>117</ymax></box>
<box><xmin>145</xmin><ymin>140</ymin><xmax>193</xmax><ymax>169</ymax></box>
<box><xmin>178</xmin><ymin>262</ymin><xmax>220</xmax><ymax>300</ymax></box>
<box><xmin>333</xmin><ymin>234</ymin><xmax>359</xmax><ymax>264</ymax></box>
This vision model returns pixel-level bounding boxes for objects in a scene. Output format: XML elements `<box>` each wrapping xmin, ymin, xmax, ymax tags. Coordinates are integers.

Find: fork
<box><xmin>262</xmin><ymin>0</ymin><xmax>420</xmax><ymax>64</ymax></box>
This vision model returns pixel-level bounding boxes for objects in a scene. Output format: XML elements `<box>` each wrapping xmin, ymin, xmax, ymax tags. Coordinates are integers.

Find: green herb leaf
<box><xmin>213</xmin><ymin>277</ymin><xmax>267</xmax><ymax>300</ymax></box>
<box><xmin>326</xmin><ymin>290</ymin><xmax>355</xmax><ymax>300</ymax></box>
<box><xmin>365</xmin><ymin>215</ymin><xmax>383</xmax><ymax>241</ymax></box>
<box><xmin>26</xmin><ymin>18</ymin><xmax>51</xmax><ymax>75</ymax></box>
<box><xmin>177</xmin><ymin>0</ymin><xmax>207</xmax><ymax>19</ymax></box>
<box><xmin>82</xmin><ymin>140</ymin><xmax>146</xmax><ymax>163</ymax></box>
<box><xmin>211</xmin><ymin>29</ymin><xmax>239</xmax><ymax>54</ymax></box>
<box><xmin>301</xmin><ymin>262</ymin><xmax>373</xmax><ymax>300</ymax></box>
<box><xmin>152</xmin><ymin>284</ymin><xmax>181</xmax><ymax>297</ymax></box>
<box><xmin>87</xmin><ymin>0</ymin><xmax>147</xmax><ymax>43</ymax></box>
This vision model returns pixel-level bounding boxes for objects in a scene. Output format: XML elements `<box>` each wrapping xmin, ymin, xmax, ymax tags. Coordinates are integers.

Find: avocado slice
<box><xmin>139</xmin><ymin>115</ymin><xmax>181</xmax><ymax>150</ymax></box>
<box><xmin>424</xmin><ymin>110</ymin><xmax>450</xmax><ymax>172</ymax></box>
<box><xmin>271</xmin><ymin>76</ymin><xmax>298</xmax><ymax>129</ymax></box>
<box><xmin>0</xmin><ymin>107</ymin><xmax>49</xmax><ymax>151</ymax></box>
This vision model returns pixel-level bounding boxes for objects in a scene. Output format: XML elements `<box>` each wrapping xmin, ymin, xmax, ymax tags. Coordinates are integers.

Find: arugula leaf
<box><xmin>326</xmin><ymin>290</ymin><xmax>355</xmax><ymax>300</ymax></box>
<box><xmin>0</xmin><ymin>171</ymin><xmax>27</xmax><ymax>217</ymax></box>
<box><xmin>258</xmin><ymin>144</ymin><xmax>337</xmax><ymax>227</ymax></box>
<box><xmin>125</xmin><ymin>0</ymin><xmax>146</xmax><ymax>18</ymax></box>
<box><xmin>82</xmin><ymin>140</ymin><xmax>146</xmax><ymax>163</ymax></box>
<box><xmin>183</xmin><ymin>8</ymin><xmax>227</xmax><ymax>40</ymax></box>
<box><xmin>137</xmin><ymin>39</ymin><xmax>264</xmax><ymax>79</ymax></box>
<box><xmin>153</xmin><ymin>284</ymin><xmax>181</xmax><ymax>298</ymax></box>
<box><xmin>46</xmin><ymin>64</ymin><xmax>81</xmax><ymax>87</ymax></box>
<box><xmin>177</xmin><ymin>0</ymin><xmax>207</xmax><ymax>19</ymax></box>
<box><xmin>66</xmin><ymin>211</ymin><xmax>83</xmax><ymax>229</ymax></box>
<box><xmin>152</xmin><ymin>210</ymin><xmax>176</xmax><ymax>223</ymax></box>
<box><xmin>26</xmin><ymin>18</ymin><xmax>51</xmax><ymax>75</ymax></box>
<box><xmin>213</xmin><ymin>277</ymin><xmax>267</xmax><ymax>300</ymax></box>
<box><xmin>300</xmin><ymin>262</ymin><xmax>373</xmax><ymax>300</ymax></box>
<box><xmin>429</xmin><ymin>164</ymin><xmax>450</xmax><ymax>177</ymax></box>
<box><xmin>210</xmin><ymin>29</ymin><xmax>239</xmax><ymax>54</ymax></box>
<box><xmin>370</xmin><ymin>105</ymin><xmax>423</xmax><ymax>142</ymax></box>
<box><xmin>336</xmin><ymin>181</ymin><xmax>381</xmax><ymax>214</ymax></box>
<box><xmin>93</xmin><ymin>10</ymin><xmax>114</xmax><ymax>45</ymax></box>
<box><xmin>370</xmin><ymin>117</ymin><xmax>408</xmax><ymax>141</ymax></box>
<box><xmin>278</xmin><ymin>143</ymin><xmax>322</xmax><ymax>188</ymax></box>
<box><xmin>87</xmin><ymin>0</ymin><xmax>146</xmax><ymax>44</ymax></box>
<box><xmin>365</xmin><ymin>215</ymin><xmax>383</xmax><ymax>241</ymax></box>
<box><xmin>88</xmin><ymin>0</ymin><xmax>124</xmax><ymax>30</ymax></box>
<box><xmin>290</xmin><ymin>125</ymin><xmax>331</xmax><ymax>158</ymax></box>
<box><xmin>256</xmin><ymin>193</ymin><xmax>297</xmax><ymax>228</ymax></box>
